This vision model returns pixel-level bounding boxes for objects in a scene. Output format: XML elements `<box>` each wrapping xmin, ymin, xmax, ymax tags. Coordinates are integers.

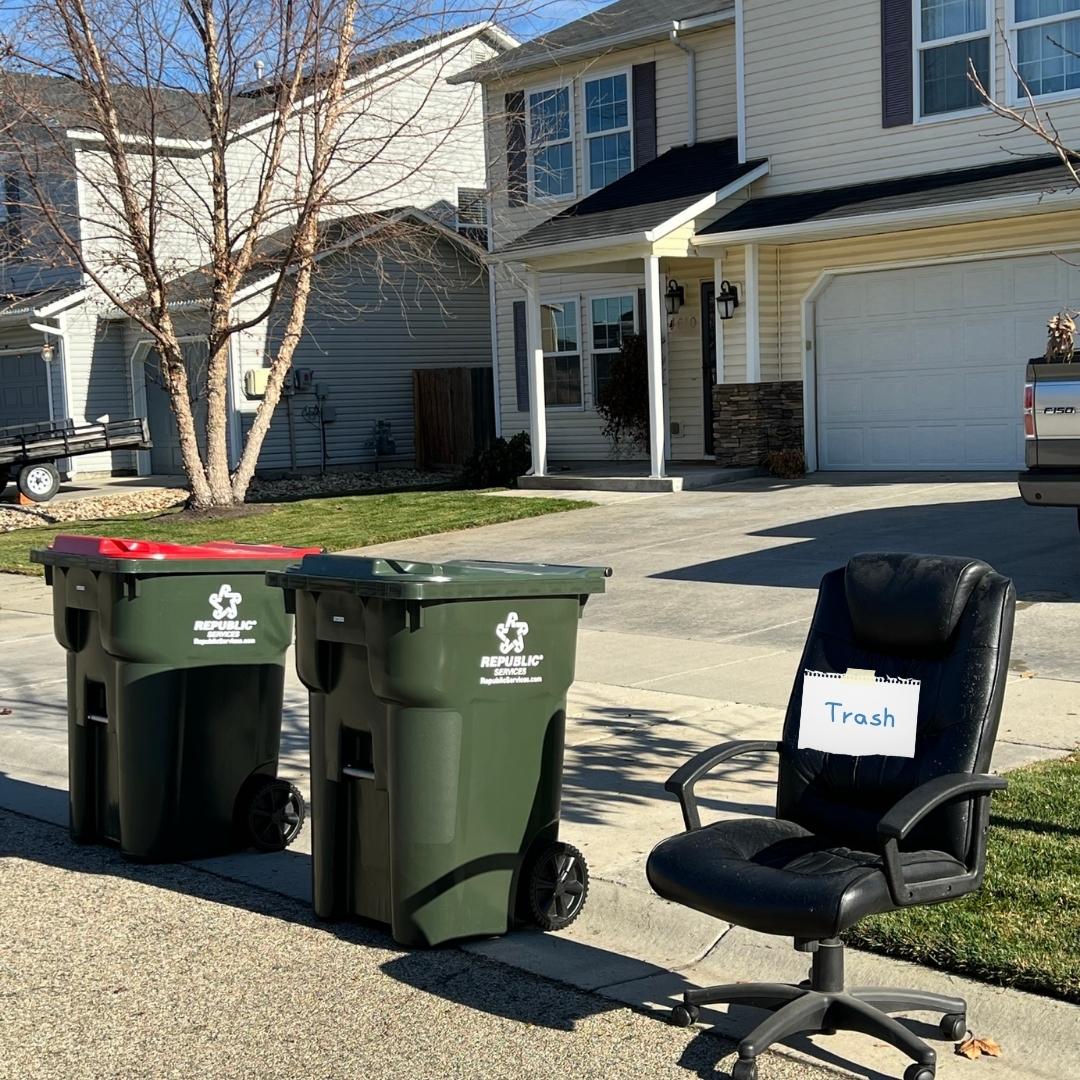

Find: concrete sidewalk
<box><xmin>2</xmin><ymin>476</ymin><xmax>1078</xmax><ymax>1080</ymax></box>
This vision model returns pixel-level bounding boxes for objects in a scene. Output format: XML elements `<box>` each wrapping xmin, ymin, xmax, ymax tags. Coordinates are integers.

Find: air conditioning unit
<box><xmin>244</xmin><ymin>368</ymin><xmax>270</xmax><ymax>398</ymax></box>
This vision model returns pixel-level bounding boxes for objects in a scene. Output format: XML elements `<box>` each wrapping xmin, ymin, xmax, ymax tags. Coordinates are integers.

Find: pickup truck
<box><xmin>1018</xmin><ymin>361</ymin><xmax>1080</xmax><ymax>527</ymax></box>
<box><xmin>0</xmin><ymin>416</ymin><xmax>151</xmax><ymax>503</ymax></box>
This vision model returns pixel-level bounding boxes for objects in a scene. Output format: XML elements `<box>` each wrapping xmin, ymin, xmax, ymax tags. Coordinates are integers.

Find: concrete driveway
<box><xmin>1</xmin><ymin>473</ymin><xmax>1077</xmax><ymax>1080</ymax></box>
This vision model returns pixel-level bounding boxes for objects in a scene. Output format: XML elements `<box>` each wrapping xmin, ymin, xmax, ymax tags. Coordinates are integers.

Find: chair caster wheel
<box><xmin>732</xmin><ymin>1058</ymin><xmax>758</xmax><ymax>1080</ymax></box>
<box><xmin>940</xmin><ymin>1013</ymin><xmax>967</xmax><ymax>1041</ymax></box>
<box><xmin>669</xmin><ymin>1003</ymin><xmax>700</xmax><ymax>1028</ymax></box>
<box><xmin>904</xmin><ymin>1065</ymin><xmax>935</xmax><ymax>1080</ymax></box>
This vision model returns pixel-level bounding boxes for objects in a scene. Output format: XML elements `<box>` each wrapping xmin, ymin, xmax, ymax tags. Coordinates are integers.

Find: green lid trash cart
<box><xmin>268</xmin><ymin>555</ymin><xmax>610</xmax><ymax>947</ymax></box>
<box><xmin>32</xmin><ymin>535</ymin><xmax>322</xmax><ymax>861</ymax></box>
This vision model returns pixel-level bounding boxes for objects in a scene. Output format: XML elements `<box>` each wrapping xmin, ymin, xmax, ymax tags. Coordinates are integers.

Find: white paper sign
<box><xmin>798</xmin><ymin>669</ymin><xmax>920</xmax><ymax>758</ymax></box>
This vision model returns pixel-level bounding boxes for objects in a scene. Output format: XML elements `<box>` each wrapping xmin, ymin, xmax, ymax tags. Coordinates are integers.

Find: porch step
<box><xmin>518</xmin><ymin>466</ymin><xmax>763</xmax><ymax>494</ymax></box>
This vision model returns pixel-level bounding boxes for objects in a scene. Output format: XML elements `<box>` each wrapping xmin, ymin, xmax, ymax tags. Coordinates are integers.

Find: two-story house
<box><xmin>0</xmin><ymin>22</ymin><xmax>511</xmax><ymax>481</ymax></box>
<box><xmin>461</xmin><ymin>0</ymin><xmax>1080</xmax><ymax>486</ymax></box>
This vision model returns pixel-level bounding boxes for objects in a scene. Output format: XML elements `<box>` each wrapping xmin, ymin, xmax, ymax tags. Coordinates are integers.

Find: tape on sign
<box><xmin>798</xmin><ymin>668</ymin><xmax>920</xmax><ymax>758</ymax></box>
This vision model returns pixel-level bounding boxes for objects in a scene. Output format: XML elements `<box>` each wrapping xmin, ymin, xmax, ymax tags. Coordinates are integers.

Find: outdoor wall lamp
<box><xmin>664</xmin><ymin>279</ymin><xmax>685</xmax><ymax>316</ymax></box>
<box><xmin>716</xmin><ymin>280</ymin><xmax>740</xmax><ymax>320</ymax></box>
<box><xmin>40</xmin><ymin>340</ymin><xmax>55</xmax><ymax>362</ymax></box>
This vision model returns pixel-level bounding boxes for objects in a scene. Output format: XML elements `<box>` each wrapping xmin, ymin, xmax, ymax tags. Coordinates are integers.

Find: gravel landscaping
<box><xmin>0</xmin><ymin>468</ymin><xmax>458</xmax><ymax>533</ymax></box>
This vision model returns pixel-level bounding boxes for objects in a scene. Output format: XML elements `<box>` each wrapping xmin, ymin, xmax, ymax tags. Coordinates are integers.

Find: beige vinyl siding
<box><xmin>494</xmin><ymin>263</ymin><xmax>710</xmax><ymax>460</ymax></box>
<box><xmin>768</xmin><ymin>208</ymin><xmax>1080</xmax><ymax>381</ymax></box>
<box><xmin>743</xmin><ymin>0</ymin><xmax>1080</xmax><ymax>195</ymax></box>
<box><xmin>487</xmin><ymin>25</ymin><xmax>737</xmax><ymax>247</ymax></box>
<box><xmin>716</xmin><ymin>246</ymin><xmax>747</xmax><ymax>383</ymax></box>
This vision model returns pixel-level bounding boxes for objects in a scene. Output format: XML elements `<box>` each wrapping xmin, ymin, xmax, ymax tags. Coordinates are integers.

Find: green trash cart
<box><xmin>268</xmin><ymin>555</ymin><xmax>610</xmax><ymax>947</ymax></box>
<box><xmin>33</xmin><ymin>535</ymin><xmax>322</xmax><ymax>861</ymax></box>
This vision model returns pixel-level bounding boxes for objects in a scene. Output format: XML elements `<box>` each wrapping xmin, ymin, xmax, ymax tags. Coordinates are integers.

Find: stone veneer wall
<box><xmin>713</xmin><ymin>381</ymin><xmax>804</xmax><ymax>467</ymax></box>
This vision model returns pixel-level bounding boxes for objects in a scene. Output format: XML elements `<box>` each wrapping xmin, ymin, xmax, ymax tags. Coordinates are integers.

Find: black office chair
<box><xmin>647</xmin><ymin>553</ymin><xmax>1015</xmax><ymax>1080</ymax></box>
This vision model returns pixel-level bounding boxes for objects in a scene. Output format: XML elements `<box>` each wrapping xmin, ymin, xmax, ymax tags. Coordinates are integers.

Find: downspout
<box><xmin>29</xmin><ymin>318</ymin><xmax>71</xmax><ymax>473</ymax></box>
<box><xmin>29</xmin><ymin>320</ymin><xmax>67</xmax><ymax>425</ymax></box>
<box><xmin>669</xmin><ymin>22</ymin><xmax>697</xmax><ymax>146</ymax></box>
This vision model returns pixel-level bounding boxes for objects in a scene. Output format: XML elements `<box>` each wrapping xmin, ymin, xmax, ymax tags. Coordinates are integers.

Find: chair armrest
<box><xmin>877</xmin><ymin>772</ymin><xmax>1007</xmax><ymax>907</ymax></box>
<box><xmin>664</xmin><ymin>740</ymin><xmax>782</xmax><ymax>832</ymax></box>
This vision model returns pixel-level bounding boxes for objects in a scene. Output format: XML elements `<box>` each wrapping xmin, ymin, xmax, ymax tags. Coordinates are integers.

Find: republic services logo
<box><xmin>496</xmin><ymin>611</ymin><xmax>529</xmax><ymax>655</ymax></box>
<box><xmin>209</xmin><ymin>584</ymin><xmax>243</xmax><ymax>620</ymax></box>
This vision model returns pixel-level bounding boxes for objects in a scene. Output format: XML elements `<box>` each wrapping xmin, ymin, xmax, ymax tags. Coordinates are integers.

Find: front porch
<box><xmin>518</xmin><ymin>459</ymin><xmax>761</xmax><ymax>493</ymax></box>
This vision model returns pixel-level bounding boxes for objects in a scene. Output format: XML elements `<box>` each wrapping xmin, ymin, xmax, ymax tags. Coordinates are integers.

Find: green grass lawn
<box><xmin>0</xmin><ymin>490</ymin><xmax>590</xmax><ymax>575</ymax></box>
<box><xmin>848</xmin><ymin>752</ymin><xmax>1080</xmax><ymax>1003</ymax></box>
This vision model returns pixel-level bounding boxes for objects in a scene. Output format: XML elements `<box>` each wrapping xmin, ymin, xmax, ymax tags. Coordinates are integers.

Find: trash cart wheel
<box><xmin>526</xmin><ymin>841</ymin><xmax>589</xmax><ymax>931</ymax></box>
<box><xmin>18</xmin><ymin>462</ymin><xmax>60</xmax><ymax>502</ymax></box>
<box><xmin>240</xmin><ymin>776</ymin><xmax>305</xmax><ymax>852</ymax></box>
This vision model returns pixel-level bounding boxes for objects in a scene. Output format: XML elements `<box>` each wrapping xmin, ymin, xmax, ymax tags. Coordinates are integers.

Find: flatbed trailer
<box><xmin>0</xmin><ymin>417</ymin><xmax>152</xmax><ymax>502</ymax></box>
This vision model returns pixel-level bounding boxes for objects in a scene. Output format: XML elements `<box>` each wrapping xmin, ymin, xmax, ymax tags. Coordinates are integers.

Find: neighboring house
<box><xmin>458</xmin><ymin>0</ymin><xmax>1080</xmax><ymax>482</ymax></box>
<box><xmin>0</xmin><ymin>22</ymin><xmax>511</xmax><ymax>477</ymax></box>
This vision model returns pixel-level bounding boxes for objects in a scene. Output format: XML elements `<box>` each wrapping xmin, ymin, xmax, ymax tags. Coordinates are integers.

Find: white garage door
<box><xmin>0</xmin><ymin>352</ymin><xmax>51</xmax><ymax>430</ymax></box>
<box><xmin>814</xmin><ymin>254</ymin><xmax>1080</xmax><ymax>470</ymax></box>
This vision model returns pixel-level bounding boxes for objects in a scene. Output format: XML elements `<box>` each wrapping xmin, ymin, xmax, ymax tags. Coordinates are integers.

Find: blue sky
<box><xmin>505</xmin><ymin>0</ymin><xmax>608</xmax><ymax>39</ymax></box>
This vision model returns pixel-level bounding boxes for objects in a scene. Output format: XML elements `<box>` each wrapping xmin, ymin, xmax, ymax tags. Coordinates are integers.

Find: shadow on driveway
<box><xmin>653</xmin><ymin>496</ymin><xmax>1080</xmax><ymax>603</ymax></box>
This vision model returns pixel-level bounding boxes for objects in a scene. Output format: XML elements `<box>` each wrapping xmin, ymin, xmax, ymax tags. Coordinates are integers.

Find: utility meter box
<box><xmin>294</xmin><ymin>368</ymin><xmax>315</xmax><ymax>391</ymax></box>
<box><xmin>244</xmin><ymin>369</ymin><xmax>270</xmax><ymax>399</ymax></box>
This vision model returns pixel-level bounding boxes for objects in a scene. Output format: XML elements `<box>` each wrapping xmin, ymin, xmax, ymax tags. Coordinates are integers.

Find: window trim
<box><xmin>540</xmin><ymin>294</ymin><xmax>584</xmax><ymax>411</ymax></box>
<box><xmin>525</xmin><ymin>82</ymin><xmax>576</xmax><ymax>205</ymax></box>
<box><xmin>582</xmin><ymin>66</ymin><xmax>634</xmax><ymax>194</ymax></box>
<box><xmin>1008</xmin><ymin>1</ymin><xmax>1080</xmax><ymax>105</ymax></box>
<box><xmin>912</xmin><ymin>0</ymin><xmax>995</xmax><ymax>123</ymax></box>
<box><xmin>586</xmin><ymin>289</ymin><xmax>638</xmax><ymax>409</ymax></box>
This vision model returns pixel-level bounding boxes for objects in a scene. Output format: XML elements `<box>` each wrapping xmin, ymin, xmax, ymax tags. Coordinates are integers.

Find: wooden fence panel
<box><xmin>412</xmin><ymin>366</ymin><xmax>495</xmax><ymax>469</ymax></box>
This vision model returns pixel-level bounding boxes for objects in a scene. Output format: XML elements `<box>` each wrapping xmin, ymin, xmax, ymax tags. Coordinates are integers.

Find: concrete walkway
<box><xmin>1</xmin><ymin>474</ymin><xmax>1077</xmax><ymax>1079</ymax></box>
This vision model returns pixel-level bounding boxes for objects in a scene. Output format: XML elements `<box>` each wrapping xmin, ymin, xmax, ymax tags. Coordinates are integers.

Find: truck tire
<box><xmin>18</xmin><ymin>462</ymin><xmax>60</xmax><ymax>502</ymax></box>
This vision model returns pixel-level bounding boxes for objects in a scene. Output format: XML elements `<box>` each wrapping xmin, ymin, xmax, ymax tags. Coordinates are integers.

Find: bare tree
<box><xmin>0</xmin><ymin>0</ymin><xmax>519</xmax><ymax>508</ymax></box>
<box><xmin>970</xmin><ymin>23</ymin><xmax>1080</xmax><ymax>187</ymax></box>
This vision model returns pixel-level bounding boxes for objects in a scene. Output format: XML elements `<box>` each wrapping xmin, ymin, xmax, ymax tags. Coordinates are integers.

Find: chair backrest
<box><xmin>777</xmin><ymin>553</ymin><xmax>1015</xmax><ymax>862</ymax></box>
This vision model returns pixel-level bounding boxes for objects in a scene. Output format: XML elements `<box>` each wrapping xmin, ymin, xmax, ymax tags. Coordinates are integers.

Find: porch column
<box><xmin>523</xmin><ymin>270</ymin><xmax>547</xmax><ymax>476</ymax></box>
<box><xmin>644</xmin><ymin>255</ymin><xmax>665</xmax><ymax>478</ymax></box>
<box><xmin>712</xmin><ymin>256</ymin><xmax>725</xmax><ymax>384</ymax></box>
<box><xmin>744</xmin><ymin>242</ymin><xmax>761</xmax><ymax>382</ymax></box>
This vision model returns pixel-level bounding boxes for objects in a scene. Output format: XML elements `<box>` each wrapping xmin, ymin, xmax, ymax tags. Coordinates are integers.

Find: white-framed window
<box><xmin>1012</xmin><ymin>0</ymin><xmax>1080</xmax><ymax>101</ymax></box>
<box><xmin>455</xmin><ymin>186</ymin><xmax>488</xmax><ymax>243</ymax></box>
<box><xmin>541</xmin><ymin>298</ymin><xmax>582</xmax><ymax>407</ymax></box>
<box><xmin>527</xmin><ymin>85</ymin><xmax>574</xmax><ymax>201</ymax></box>
<box><xmin>589</xmin><ymin>293</ymin><xmax>637</xmax><ymax>404</ymax></box>
<box><xmin>915</xmin><ymin>0</ymin><xmax>992</xmax><ymax>118</ymax></box>
<box><xmin>584</xmin><ymin>71</ymin><xmax>632</xmax><ymax>191</ymax></box>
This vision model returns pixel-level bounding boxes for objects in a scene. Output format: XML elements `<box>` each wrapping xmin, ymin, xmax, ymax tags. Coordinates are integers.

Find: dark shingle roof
<box><xmin>0</xmin><ymin>285</ymin><xmax>85</xmax><ymax>323</ymax></box>
<box><xmin>498</xmin><ymin>138</ymin><xmax>765</xmax><ymax>254</ymax></box>
<box><xmin>458</xmin><ymin>0</ymin><xmax>734</xmax><ymax>82</ymax></box>
<box><xmin>699</xmin><ymin>155</ymin><xmax>1072</xmax><ymax>236</ymax></box>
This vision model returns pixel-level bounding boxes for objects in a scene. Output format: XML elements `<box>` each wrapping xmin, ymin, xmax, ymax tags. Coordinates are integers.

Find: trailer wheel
<box><xmin>18</xmin><ymin>462</ymin><xmax>60</xmax><ymax>502</ymax></box>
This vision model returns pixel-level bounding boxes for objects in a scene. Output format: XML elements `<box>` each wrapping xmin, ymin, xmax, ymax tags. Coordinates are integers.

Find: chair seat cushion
<box><xmin>646</xmin><ymin>817</ymin><xmax>965</xmax><ymax>939</ymax></box>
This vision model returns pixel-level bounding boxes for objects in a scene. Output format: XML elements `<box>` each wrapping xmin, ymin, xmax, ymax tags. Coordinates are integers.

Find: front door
<box><xmin>701</xmin><ymin>282</ymin><xmax>716</xmax><ymax>456</ymax></box>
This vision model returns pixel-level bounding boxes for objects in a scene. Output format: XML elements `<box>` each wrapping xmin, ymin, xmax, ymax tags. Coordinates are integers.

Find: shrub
<box><xmin>462</xmin><ymin>431</ymin><xmax>531</xmax><ymax>488</ymax></box>
<box><xmin>764</xmin><ymin>448</ymin><xmax>805</xmax><ymax>479</ymax></box>
<box><xmin>595</xmin><ymin>333</ymin><xmax>650</xmax><ymax>457</ymax></box>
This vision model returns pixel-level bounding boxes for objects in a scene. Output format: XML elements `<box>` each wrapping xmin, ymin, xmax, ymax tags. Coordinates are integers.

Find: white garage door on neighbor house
<box><xmin>814</xmin><ymin>254</ymin><xmax>1080</xmax><ymax>471</ymax></box>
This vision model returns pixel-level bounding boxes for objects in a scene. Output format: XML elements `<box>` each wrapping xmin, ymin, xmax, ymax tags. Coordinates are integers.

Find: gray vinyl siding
<box><xmin>1</xmin><ymin>168</ymin><xmax>83</xmax><ymax>295</ymax></box>
<box><xmin>236</xmin><ymin>238</ymin><xmax>490</xmax><ymax>473</ymax></box>
<box><xmin>62</xmin><ymin>307</ymin><xmax>136</xmax><ymax>474</ymax></box>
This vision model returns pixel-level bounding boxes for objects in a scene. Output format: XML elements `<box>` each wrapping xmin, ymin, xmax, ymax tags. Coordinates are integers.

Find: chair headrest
<box><xmin>844</xmin><ymin>553</ymin><xmax>992</xmax><ymax>656</ymax></box>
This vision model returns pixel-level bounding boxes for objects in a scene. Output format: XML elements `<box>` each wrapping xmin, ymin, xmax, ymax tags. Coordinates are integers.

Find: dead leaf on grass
<box><xmin>957</xmin><ymin>1035</ymin><xmax>1002</xmax><ymax>1059</ymax></box>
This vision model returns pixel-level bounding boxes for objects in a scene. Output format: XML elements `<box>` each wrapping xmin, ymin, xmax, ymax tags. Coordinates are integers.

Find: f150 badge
<box><xmin>1043</xmin><ymin>406</ymin><xmax>1077</xmax><ymax>414</ymax></box>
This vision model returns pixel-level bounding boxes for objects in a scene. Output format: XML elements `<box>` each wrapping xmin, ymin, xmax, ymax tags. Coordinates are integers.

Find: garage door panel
<box><xmin>914</xmin><ymin>268</ymin><xmax>966</xmax><ymax>312</ymax></box>
<box><xmin>869</xmin><ymin>425</ymin><xmax>912</xmax><ymax>466</ymax></box>
<box><xmin>0</xmin><ymin>353</ymin><xmax>50</xmax><ymax>429</ymax></box>
<box><xmin>814</xmin><ymin>257</ymin><xmax>1059</xmax><ymax>471</ymax></box>
<box><xmin>818</xmin><ymin>377</ymin><xmax>863</xmax><ymax>420</ymax></box>
<box><xmin>820</xmin><ymin>427</ymin><xmax>866</xmax><ymax>467</ymax></box>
